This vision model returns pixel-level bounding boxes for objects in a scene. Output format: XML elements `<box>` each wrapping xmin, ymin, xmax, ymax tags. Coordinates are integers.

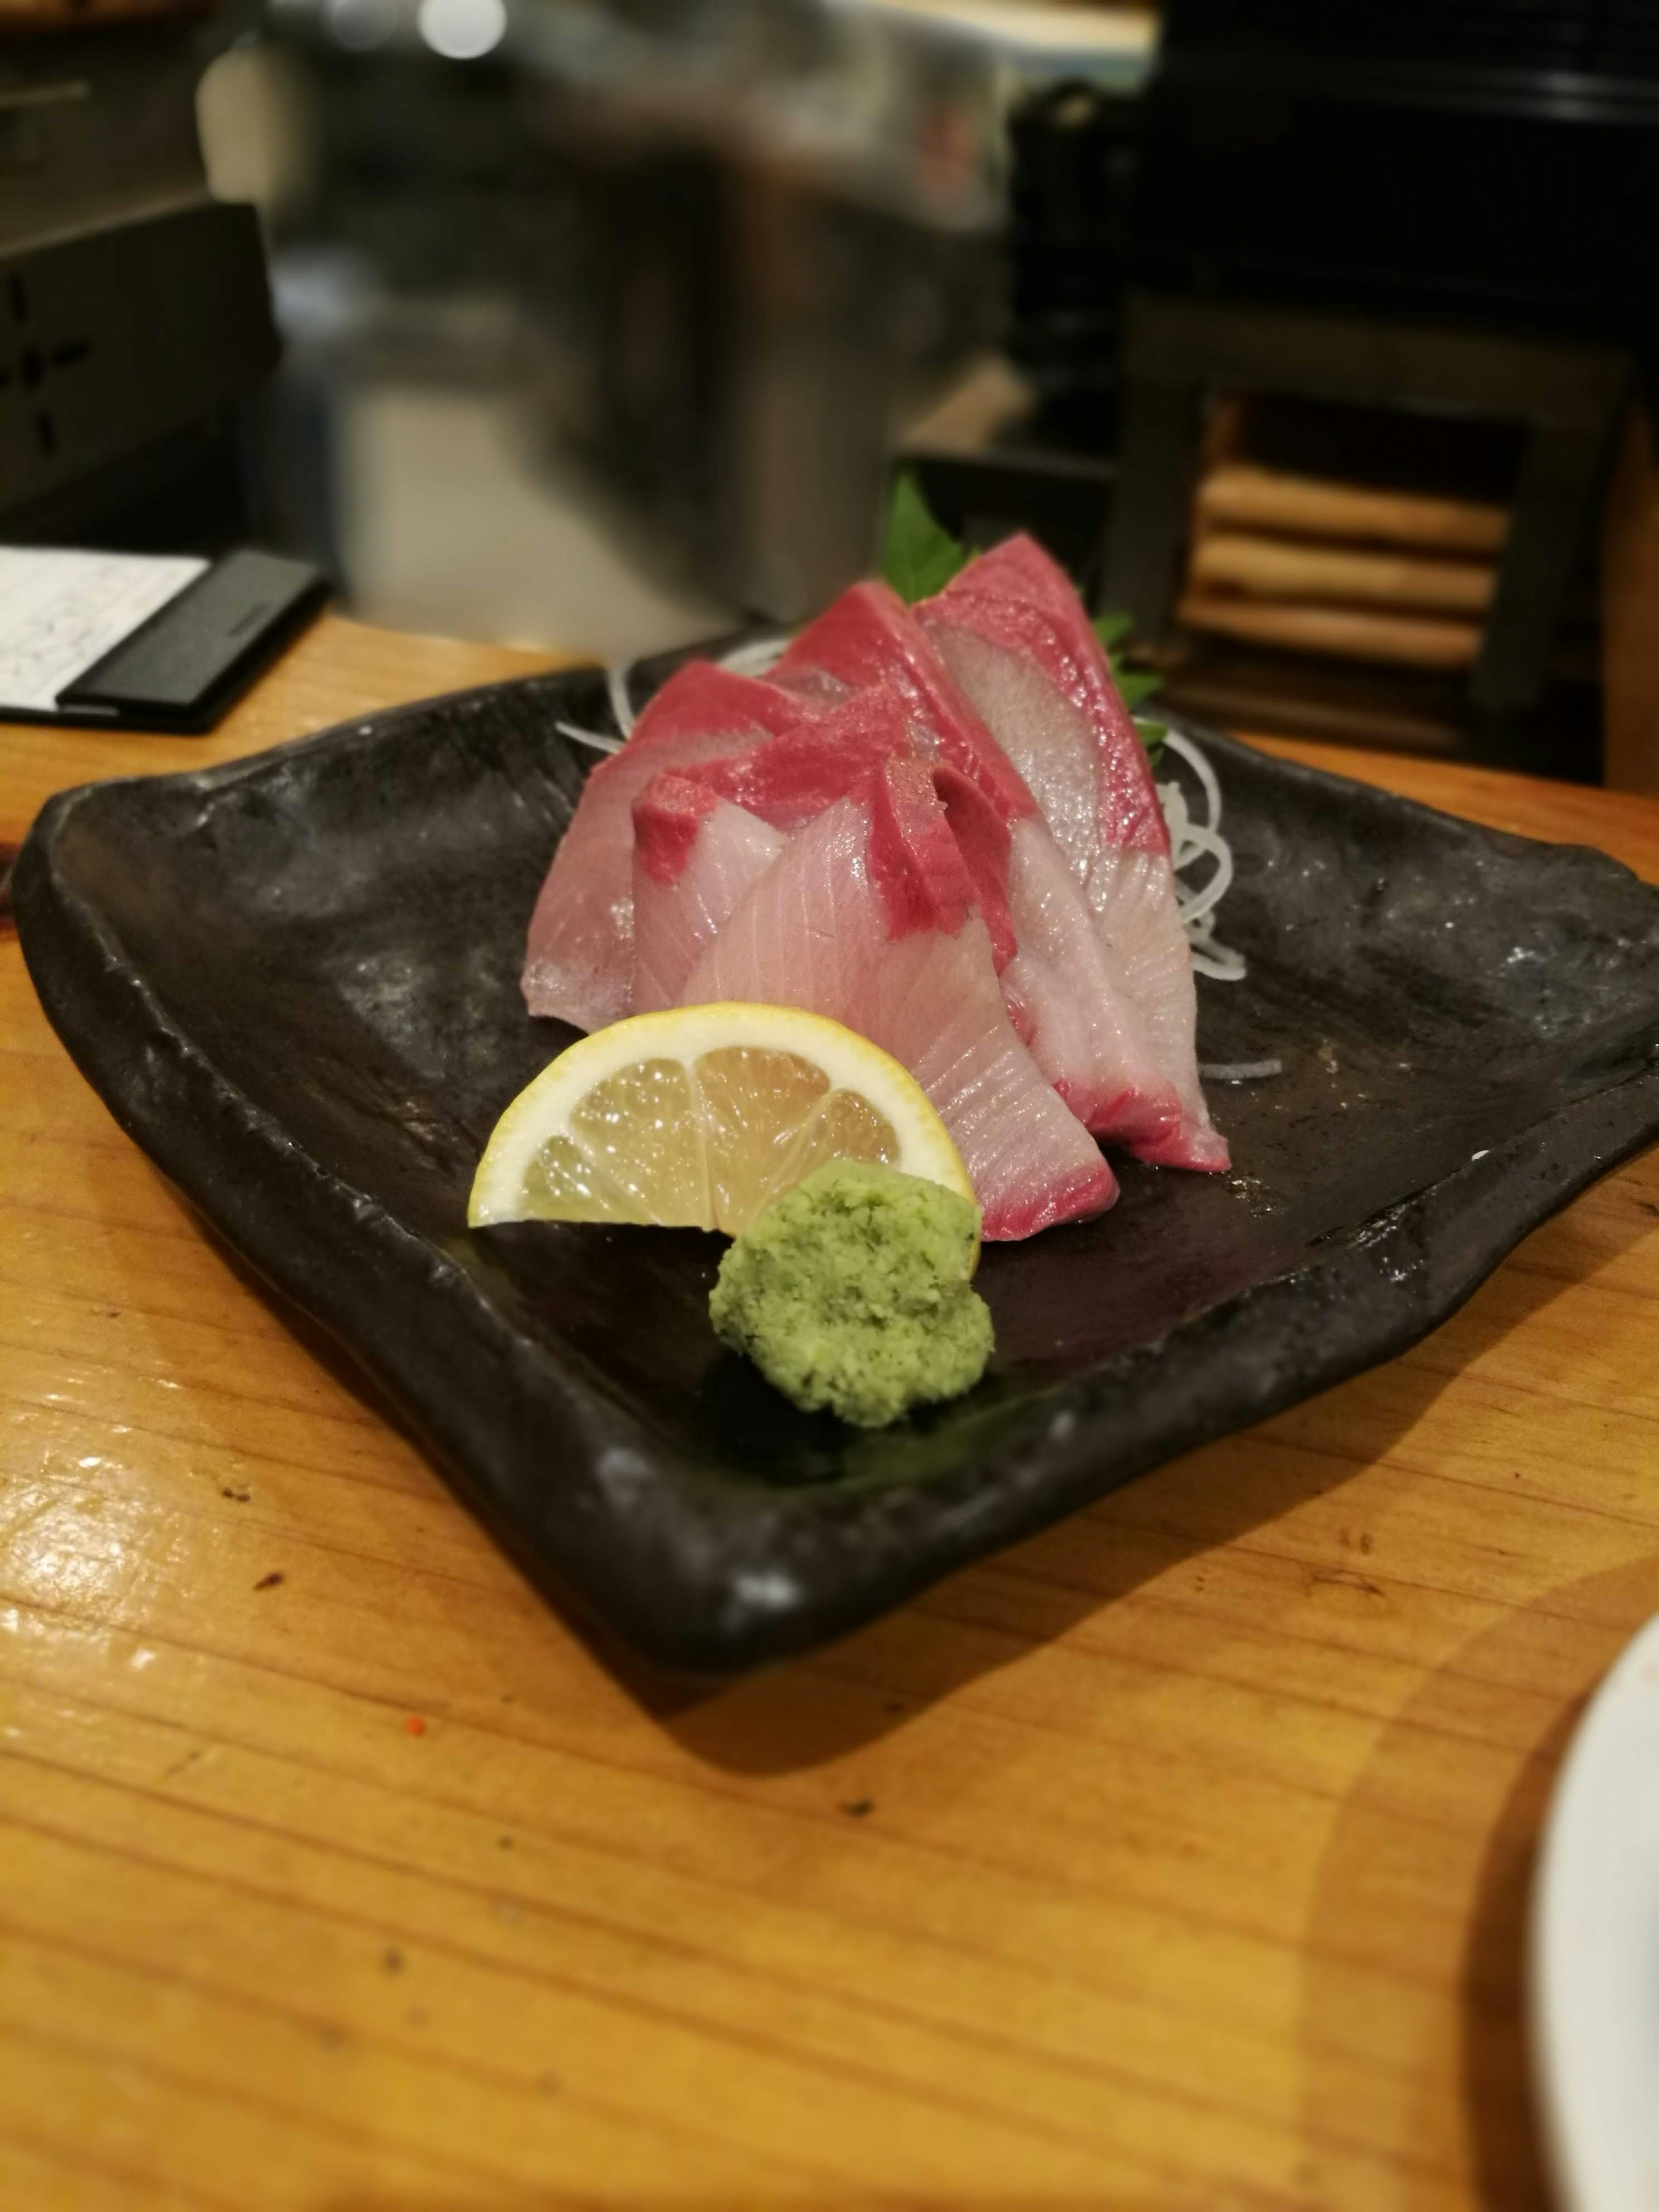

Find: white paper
<box><xmin>0</xmin><ymin>547</ymin><xmax>209</xmax><ymax>714</ymax></box>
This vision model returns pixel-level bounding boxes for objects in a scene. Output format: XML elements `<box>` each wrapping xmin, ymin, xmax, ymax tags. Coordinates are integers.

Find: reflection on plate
<box><xmin>1532</xmin><ymin>1611</ymin><xmax>1659</xmax><ymax>2212</ymax></box>
<box><xmin>13</xmin><ymin>655</ymin><xmax>1659</xmax><ymax>1671</ymax></box>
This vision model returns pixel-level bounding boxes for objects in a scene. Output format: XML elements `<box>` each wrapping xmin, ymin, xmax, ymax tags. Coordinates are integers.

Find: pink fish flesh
<box><xmin>632</xmin><ymin>777</ymin><xmax>789</xmax><ymax>1014</ymax></box>
<box><xmin>631</xmin><ymin>691</ymin><xmax>918</xmax><ymax>1011</ymax></box>
<box><xmin>777</xmin><ymin>580</ymin><xmax>1035</xmax><ymax>823</ymax></box>
<box><xmin>921</xmin><ymin>534</ymin><xmax>1228</xmax><ymax>1171</ymax></box>
<box><xmin>521</xmin><ymin>662</ymin><xmax>821</xmax><ymax>1031</ymax></box>
<box><xmin>677</xmin><ymin>753</ymin><xmax>1117</xmax><ymax>1239</ymax></box>
<box><xmin>999</xmin><ymin>815</ymin><xmax>1190</xmax><ymax>1149</ymax></box>
<box><xmin>780</xmin><ymin>580</ymin><xmax>1189</xmax><ymax>1150</ymax></box>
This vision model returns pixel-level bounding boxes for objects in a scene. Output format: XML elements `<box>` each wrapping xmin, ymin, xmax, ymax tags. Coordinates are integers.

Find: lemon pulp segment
<box><xmin>469</xmin><ymin>1004</ymin><xmax>966</xmax><ymax>1239</ymax></box>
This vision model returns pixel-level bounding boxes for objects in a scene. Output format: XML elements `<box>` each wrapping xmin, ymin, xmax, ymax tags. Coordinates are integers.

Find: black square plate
<box><xmin>15</xmin><ymin>660</ymin><xmax>1659</xmax><ymax>1672</ymax></box>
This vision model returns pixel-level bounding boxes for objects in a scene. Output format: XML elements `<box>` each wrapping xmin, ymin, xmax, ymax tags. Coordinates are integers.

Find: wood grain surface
<box><xmin>1601</xmin><ymin>403</ymin><xmax>1659</xmax><ymax>796</ymax></box>
<box><xmin>5</xmin><ymin>613</ymin><xmax>1659</xmax><ymax>2211</ymax></box>
<box><xmin>1193</xmin><ymin>466</ymin><xmax>1511</xmax><ymax>556</ymax></box>
<box><xmin>1177</xmin><ymin>591</ymin><xmax>1483</xmax><ymax>671</ymax></box>
<box><xmin>1189</xmin><ymin>534</ymin><xmax>1496</xmax><ymax>617</ymax></box>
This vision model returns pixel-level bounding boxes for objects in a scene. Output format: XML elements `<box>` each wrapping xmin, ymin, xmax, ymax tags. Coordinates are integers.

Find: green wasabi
<box><xmin>710</xmin><ymin>1160</ymin><xmax>993</xmax><ymax>1427</ymax></box>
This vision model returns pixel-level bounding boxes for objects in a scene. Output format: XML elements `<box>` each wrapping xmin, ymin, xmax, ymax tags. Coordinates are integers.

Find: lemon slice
<box><xmin>468</xmin><ymin>1002</ymin><xmax>974</xmax><ymax>1239</ymax></box>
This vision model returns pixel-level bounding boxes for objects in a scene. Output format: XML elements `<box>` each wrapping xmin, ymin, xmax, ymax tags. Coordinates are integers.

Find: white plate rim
<box><xmin>1532</xmin><ymin>1609</ymin><xmax>1659</xmax><ymax>2212</ymax></box>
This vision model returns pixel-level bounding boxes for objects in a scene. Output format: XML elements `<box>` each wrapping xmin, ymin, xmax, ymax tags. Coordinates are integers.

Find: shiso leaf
<box><xmin>1134</xmin><ymin>717</ymin><xmax>1167</xmax><ymax>767</ymax></box>
<box><xmin>883</xmin><ymin>471</ymin><xmax>970</xmax><ymax>604</ymax></box>
<box><xmin>1116</xmin><ymin>666</ymin><xmax>1165</xmax><ymax>711</ymax></box>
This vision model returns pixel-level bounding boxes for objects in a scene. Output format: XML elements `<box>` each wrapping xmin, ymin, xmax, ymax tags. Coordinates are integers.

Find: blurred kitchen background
<box><xmin>6</xmin><ymin>0</ymin><xmax>1659</xmax><ymax>781</ymax></box>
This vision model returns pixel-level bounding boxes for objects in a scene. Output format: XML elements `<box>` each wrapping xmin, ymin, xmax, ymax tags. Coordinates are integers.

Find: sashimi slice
<box><xmin>705</xmin><ymin>692</ymin><xmax>1020</xmax><ymax>973</ymax></box>
<box><xmin>776</xmin><ymin>580</ymin><xmax>1034</xmax><ymax>825</ymax></box>
<box><xmin>677</xmin><ymin>755</ymin><xmax>1116</xmax><ymax>1239</ymax></box>
<box><xmin>634</xmin><ymin>716</ymin><xmax>1020</xmax><ymax>1015</ymax></box>
<box><xmin>925</xmin><ymin>763</ymin><xmax>1018</xmax><ymax>977</ymax></box>
<box><xmin>668</xmin><ymin>688</ymin><xmax>911</xmax><ymax>836</ymax></box>
<box><xmin>631</xmin><ymin>691</ymin><xmax>918</xmax><ymax>1011</ymax></box>
<box><xmin>632</xmin><ymin>779</ymin><xmax>788</xmax><ymax>1013</ymax></box>
<box><xmin>779</xmin><ymin>580</ymin><xmax>1186</xmax><ymax>1149</ymax></box>
<box><xmin>921</xmin><ymin>534</ymin><xmax>1228</xmax><ymax>1170</ymax></box>
<box><xmin>521</xmin><ymin>662</ymin><xmax>821</xmax><ymax>1031</ymax></box>
<box><xmin>1001</xmin><ymin>817</ymin><xmax>1187</xmax><ymax>1150</ymax></box>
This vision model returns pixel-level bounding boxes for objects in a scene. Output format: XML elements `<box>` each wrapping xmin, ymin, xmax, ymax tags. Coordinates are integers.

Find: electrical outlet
<box><xmin>0</xmin><ymin>200</ymin><xmax>278</xmax><ymax>523</ymax></box>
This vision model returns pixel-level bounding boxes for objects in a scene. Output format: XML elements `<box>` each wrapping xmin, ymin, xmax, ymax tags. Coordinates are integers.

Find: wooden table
<box><xmin>4</xmin><ymin>613</ymin><xmax>1659</xmax><ymax>2212</ymax></box>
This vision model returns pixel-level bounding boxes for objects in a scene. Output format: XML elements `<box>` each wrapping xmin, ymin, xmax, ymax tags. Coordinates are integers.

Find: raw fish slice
<box><xmin>678</xmin><ymin>756</ymin><xmax>1116</xmax><ymax>1239</ymax></box>
<box><xmin>632</xmin><ymin>691</ymin><xmax>919</xmax><ymax>1011</ymax></box>
<box><xmin>632</xmin><ymin>779</ymin><xmax>788</xmax><ymax>1013</ymax></box>
<box><xmin>619</xmin><ymin>661</ymin><xmax>819</xmax><ymax>750</ymax></box>
<box><xmin>634</xmin><ymin>692</ymin><xmax>1017</xmax><ymax>1002</ymax></box>
<box><xmin>703</xmin><ymin>691</ymin><xmax>1020</xmax><ymax>972</ymax></box>
<box><xmin>1084</xmin><ymin>848</ymin><xmax>1225</xmax><ymax>1167</ymax></box>
<box><xmin>927</xmin><ymin>763</ymin><xmax>1018</xmax><ymax>976</ymax></box>
<box><xmin>922</xmin><ymin>534</ymin><xmax>1228</xmax><ymax>1171</ymax></box>
<box><xmin>780</xmin><ymin>582</ymin><xmax>1183</xmax><ymax>1147</ymax></box>
<box><xmin>673</xmin><ymin>689</ymin><xmax>912</xmax><ymax>835</ymax></box>
<box><xmin>521</xmin><ymin>663</ymin><xmax>821</xmax><ymax>1031</ymax></box>
<box><xmin>1001</xmin><ymin>817</ymin><xmax>1186</xmax><ymax>1149</ymax></box>
<box><xmin>934</xmin><ymin>763</ymin><xmax>1179</xmax><ymax>1137</ymax></box>
<box><xmin>776</xmin><ymin>580</ymin><xmax>1034</xmax><ymax>823</ymax></box>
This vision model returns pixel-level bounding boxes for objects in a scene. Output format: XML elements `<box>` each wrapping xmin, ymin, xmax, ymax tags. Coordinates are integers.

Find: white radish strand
<box><xmin>1156</xmin><ymin>726</ymin><xmax>1248</xmax><ymax>984</ymax></box>
<box><xmin>716</xmin><ymin>634</ymin><xmax>790</xmax><ymax>679</ymax></box>
<box><xmin>605</xmin><ymin>664</ymin><xmax>638</xmax><ymax>740</ymax></box>
<box><xmin>555</xmin><ymin>720</ymin><xmax>623</xmax><ymax>754</ymax></box>
<box><xmin>1200</xmin><ymin>1058</ymin><xmax>1282</xmax><ymax>1082</ymax></box>
<box><xmin>1157</xmin><ymin>774</ymin><xmax>1233</xmax><ymax>927</ymax></box>
<box><xmin>1186</xmin><ymin>918</ymin><xmax>1249</xmax><ymax>985</ymax></box>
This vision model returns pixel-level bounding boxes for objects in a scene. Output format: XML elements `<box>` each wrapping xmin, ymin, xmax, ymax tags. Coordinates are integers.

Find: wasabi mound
<box><xmin>710</xmin><ymin>1159</ymin><xmax>992</xmax><ymax>1427</ymax></box>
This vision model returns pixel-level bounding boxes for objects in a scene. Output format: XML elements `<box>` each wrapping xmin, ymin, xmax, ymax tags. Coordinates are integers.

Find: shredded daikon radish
<box><xmin>1200</xmin><ymin>1058</ymin><xmax>1282</xmax><ymax>1082</ymax></box>
<box><xmin>555</xmin><ymin>720</ymin><xmax>623</xmax><ymax>754</ymax></box>
<box><xmin>1157</xmin><ymin>727</ymin><xmax>1247</xmax><ymax>982</ymax></box>
<box><xmin>605</xmin><ymin>663</ymin><xmax>638</xmax><ymax>740</ymax></box>
<box><xmin>717</xmin><ymin>634</ymin><xmax>790</xmax><ymax>679</ymax></box>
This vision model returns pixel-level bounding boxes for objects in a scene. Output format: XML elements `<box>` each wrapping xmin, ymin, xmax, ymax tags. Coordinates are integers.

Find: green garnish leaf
<box><xmin>1135</xmin><ymin>718</ymin><xmax>1167</xmax><ymax>767</ymax></box>
<box><xmin>883</xmin><ymin>471</ymin><xmax>969</xmax><ymax>604</ymax></box>
<box><xmin>1116</xmin><ymin>667</ymin><xmax>1165</xmax><ymax>711</ymax></box>
<box><xmin>1092</xmin><ymin>607</ymin><xmax>1162</xmax><ymax>714</ymax></box>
